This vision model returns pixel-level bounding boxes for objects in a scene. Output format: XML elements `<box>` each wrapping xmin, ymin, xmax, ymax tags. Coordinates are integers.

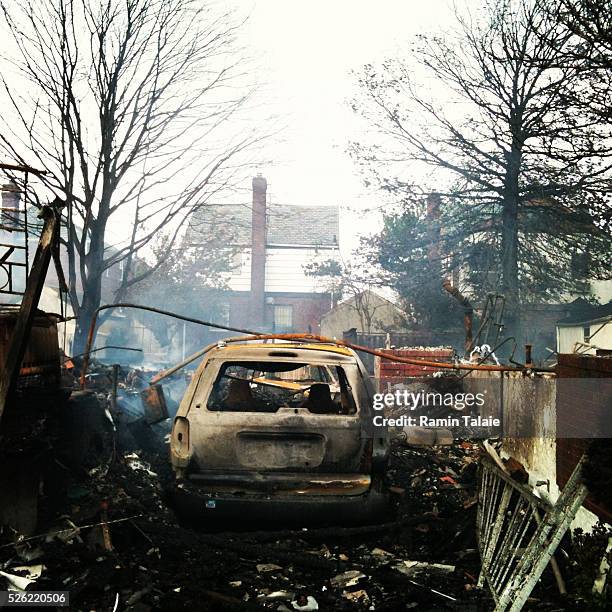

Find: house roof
<box><xmin>186</xmin><ymin>203</ymin><xmax>339</xmax><ymax>248</ymax></box>
<box><xmin>556</xmin><ymin>299</ymin><xmax>612</xmax><ymax>326</ymax></box>
<box><xmin>321</xmin><ymin>289</ymin><xmax>406</xmax><ymax>321</ymax></box>
<box><xmin>267</xmin><ymin>205</ymin><xmax>338</xmax><ymax>246</ymax></box>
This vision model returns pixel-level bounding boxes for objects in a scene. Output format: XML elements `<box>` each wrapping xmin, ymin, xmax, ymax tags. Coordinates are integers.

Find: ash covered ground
<box><xmin>0</xmin><ymin>396</ymin><xmax>591</xmax><ymax>611</ymax></box>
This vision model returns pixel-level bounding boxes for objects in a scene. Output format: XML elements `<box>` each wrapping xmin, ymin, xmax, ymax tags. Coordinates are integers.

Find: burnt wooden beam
<box><xmin>0</xmin><ymin>162</ymin><xmax>46</xmax><ymax>175</ymax></box>
<box><xmin>0</xmin><ymin>200</ymin><xmax>62</xmax><ymax>422</ymax></box>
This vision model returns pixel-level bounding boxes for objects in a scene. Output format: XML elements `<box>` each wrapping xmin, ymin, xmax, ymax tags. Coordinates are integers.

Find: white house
<box><xmin>556</xmin><ymin>299</ymin><xmax>612</xmax><ymax>355</ymax></box>
<box><xmin>184</xmin><ymin>175</ymin><xmax>340</xmax><ymax>334</ymax></box>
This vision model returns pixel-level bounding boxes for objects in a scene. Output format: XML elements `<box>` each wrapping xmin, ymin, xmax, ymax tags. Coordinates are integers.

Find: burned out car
<box><xmin>169</xmin><ymin>341</ymin><xmax>391</xmax><ymax>525</ymax></box>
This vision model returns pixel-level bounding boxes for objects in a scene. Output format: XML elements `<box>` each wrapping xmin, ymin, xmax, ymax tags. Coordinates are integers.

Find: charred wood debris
<box><xmin>0</xmin><ymin>214</ymin><xmax>608</xmax><ymax>612</ymax></box>
<box><xmin>0</xmin><ymin>358</ymin><xmax>607</xmax><ymax>612</ymax></box>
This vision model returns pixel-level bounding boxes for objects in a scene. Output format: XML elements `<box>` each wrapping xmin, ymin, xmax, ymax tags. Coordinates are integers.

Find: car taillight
<box><xmin>172</xmin><ymin>417</ymin><xmax>190</xmax><ymax>466</ymax></box>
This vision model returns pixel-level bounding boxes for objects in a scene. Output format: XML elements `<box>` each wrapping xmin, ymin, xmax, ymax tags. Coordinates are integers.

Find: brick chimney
<box><xmin>250</xmin><ymin>174</ymin><xmax>267</xmax><ymax>328</ymax></box>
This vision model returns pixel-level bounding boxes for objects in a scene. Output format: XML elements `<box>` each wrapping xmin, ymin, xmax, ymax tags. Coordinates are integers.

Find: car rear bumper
<box><xmin>170</xmin><ymin>477</ymin><xmax>393</xmax><ymax>527</ymax></box>
<box><xmin>184</xmin><ymin>471</ymin><xmax>373</xmax><ymax>495</ymax></box>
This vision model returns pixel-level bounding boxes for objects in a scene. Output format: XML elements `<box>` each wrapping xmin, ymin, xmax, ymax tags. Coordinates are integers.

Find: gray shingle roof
<box><xmin>557</xmin><ymin>298</ymin><xmax>612</xmax><ymax>325</ymax></box>
<box><xmin>186</xmin><ymin>203</ymin><xmax>339</xmax><ymax>248</ymax></box>
<box><xmin>186</xmin><ymin>204</ymin><xmax>251</xmax><ymax>245</ymax></box>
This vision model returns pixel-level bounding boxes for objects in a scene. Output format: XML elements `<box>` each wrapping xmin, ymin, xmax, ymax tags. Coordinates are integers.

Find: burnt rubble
<box><xmin>1</xmin><ymin>412</ymin><xmax>489</xmax><ymax>610</ymax></box>
<box><xmin>0</xmin><ymin>359</ymin><xmax>608</xmax><ymax>611</ymax></box>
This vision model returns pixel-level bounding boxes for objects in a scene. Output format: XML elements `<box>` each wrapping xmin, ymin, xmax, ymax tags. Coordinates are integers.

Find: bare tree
<box><xmin>304</xmin><ymin>257</ymin><xmax>405</xmax><ymax>334</ymax></box>
<box><xmin>556</xmin><ymin>0</ymin><xmax>612</xmax><ymax>70</ymax></box>
<box><xmin>351</xmin><ymin>0</ymin><xmax>612</xmax><ymax>340</ymax></box>
<box><xmin>0</xmin><ymin>0</ymin><xmax>264</xmax><ymax>352</ymax></box>
<box><xmin>538</xmin><ymin>0</ymin><xmax>612</xmax><ymax>230</ymax></box>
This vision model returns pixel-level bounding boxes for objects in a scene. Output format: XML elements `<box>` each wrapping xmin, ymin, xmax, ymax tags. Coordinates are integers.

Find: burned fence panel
<box><xmin>477</xmin><ymin>456</ymin><xmax>588</xmax><ymax>611</ymax></box>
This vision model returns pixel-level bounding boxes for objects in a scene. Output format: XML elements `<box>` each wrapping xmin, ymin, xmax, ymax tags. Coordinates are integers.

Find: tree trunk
<box><xmin>72</xmin><ymin>276</ymin><xmax>102</xmax><ymax>356</ymax></box>
<box><xmin>501</xmin><ymin>146</ymin><xmax>521</xmax><ymax>343</ymax></box>
<box><xmin>72</xmin><ymin>223</ymin><xmax>106</xmax><ymax>355</ymax></box>
<box><xmin>72</xmin><ymin>305</ymin><xmax>91</xmax><ymax>357</ymax></box>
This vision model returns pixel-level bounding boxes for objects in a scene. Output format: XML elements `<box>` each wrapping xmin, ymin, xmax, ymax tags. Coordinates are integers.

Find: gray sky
<box><xmin>239</xmin><ymin>0</ymin><xmax>456</xmax><ymax>254</ymax></box>
<box><xmin>1</xmin><ymin>0</ymin><xmax>457</xmax><ymax>257</ymax></box>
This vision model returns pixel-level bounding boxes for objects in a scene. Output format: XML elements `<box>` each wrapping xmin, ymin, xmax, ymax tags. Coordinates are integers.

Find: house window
<box><xmin>583</xmin><ymin>326</ymin><xmax>591</xmax><ymax>343</ymax></box>
<box><xmin>273</xmin><ymin>305</ymin><xmax>293</xmax><ymax>333</ymax></box>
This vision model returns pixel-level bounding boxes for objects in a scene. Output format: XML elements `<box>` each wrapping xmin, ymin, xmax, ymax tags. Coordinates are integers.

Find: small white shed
<box><xmin>556</xmin><ymin>301</ymin><xmax>612</xmax><ymax>355</ymax></box>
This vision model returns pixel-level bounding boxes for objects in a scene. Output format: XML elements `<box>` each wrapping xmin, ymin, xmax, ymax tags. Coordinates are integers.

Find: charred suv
<box><xmin>169</xmin><ymin>341</ymin><xmax>391</xmax><ymax>525</ymax></box>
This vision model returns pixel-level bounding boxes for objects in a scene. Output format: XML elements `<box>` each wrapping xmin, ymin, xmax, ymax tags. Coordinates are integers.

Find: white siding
<box><xmin>224</xmin><ymin>248</ymin><xmax>251</xmax><ymax>291</ymax></box>
<box><xmin>595</xmin><ymin>322</ymin><xmax>612</xmax><ymax>350</ymax></box>
<box><xmin>557</xmin><ymin>326</ymin><xmax>586</xmax><ymax>353</ymax></box>
<box><xmin>557</xmin><ymin>322</ymin><xmax>612</xmax><ymax>354</ymax></box>
<box><xmin>265</xmin><ymin>247</ymin><xmax>338</xmax><ymax>293</ymax></box>
<box><xmin>221</xmin><ymin>246</ymin><xmax>339</xmax><ymax>293</ymax></box>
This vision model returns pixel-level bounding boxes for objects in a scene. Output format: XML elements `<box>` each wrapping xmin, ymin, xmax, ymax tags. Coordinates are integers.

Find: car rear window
<box><xmin>206</xmin><ymin>361</ymin><xmax>357</xmax><ymax>414</ymax></box>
